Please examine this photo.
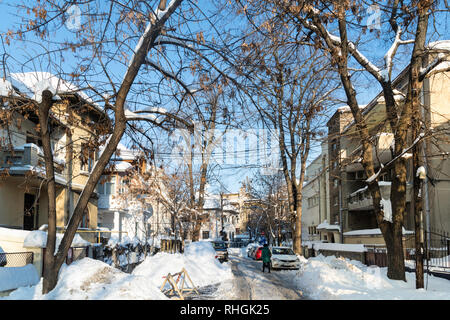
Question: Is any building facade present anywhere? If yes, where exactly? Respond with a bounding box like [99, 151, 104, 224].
[305, 42, 450, 245]
[0, 72, 107, 243]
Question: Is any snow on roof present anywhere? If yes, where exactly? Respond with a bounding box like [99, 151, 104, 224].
[110, 160, 133, 172]
[343, 227, 414, 236]
[337, 105, 366, 113]
[317, 220, 341, 231]
[426, 40, 450, 52]
[23, 229, 91, 250]
[0, 227, 32, 243]
[313, 242, 367, 253]
[0, 78, 20, 98]
[8, 72, 103, 113]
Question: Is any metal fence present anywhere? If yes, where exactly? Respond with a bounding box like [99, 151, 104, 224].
[425, 228, 450, 272]
[66, 247, 89, 265]
[364, 246, 388, 267]
[0, 252, 34, 267]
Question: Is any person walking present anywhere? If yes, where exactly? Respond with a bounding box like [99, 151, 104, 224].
[261, 243, 271, 273]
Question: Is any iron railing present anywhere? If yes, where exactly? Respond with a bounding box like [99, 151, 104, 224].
[0, 252, 34, 267]
[424, 228, 450, 272]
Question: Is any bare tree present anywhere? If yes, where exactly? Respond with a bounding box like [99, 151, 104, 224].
[230, 12, 337, 253]
[1, 0, 235, 293]
[257, 0, 450, 281]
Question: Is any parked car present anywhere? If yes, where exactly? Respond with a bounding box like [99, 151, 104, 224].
[211, 241, 229, 263]
[0, 248, 6, 267]
[252, 246, 263, 260]
[270, 246, 301, 270]
[246, 243, 260, 258]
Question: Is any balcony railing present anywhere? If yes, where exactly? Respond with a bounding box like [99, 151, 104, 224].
[98, 194, 127, 210]
[344, 133, 394, 172]
[348, 182, 392, 211]
[347, 181, 412, 211]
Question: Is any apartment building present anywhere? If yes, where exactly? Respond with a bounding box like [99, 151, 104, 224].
[302, 142, 330, 242]
[0, 72, 108, 243]
[304, 41, 450, 245]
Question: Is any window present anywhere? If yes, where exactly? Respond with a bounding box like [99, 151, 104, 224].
[119, 178, 130, 194]
[355, 171, 365, 180]
[202, 231, 209, 239]
[334, 179, 339, 188]
[79, 208, 90, 229]
[332, 161, 338, 169]
[26, 131, 42, 147]
[379, 171, 391, 182]
[80, 143, 95, 173]
[308, 226, 317, 235]
[307, 195, 318, 208]
[331, 142, 337, 151]
[97, 176, 116, 195]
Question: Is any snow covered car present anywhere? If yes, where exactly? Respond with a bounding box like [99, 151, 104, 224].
[246, 243, 260, 258]
[270, 247, 300, 270]
[211, 241, 229, 263]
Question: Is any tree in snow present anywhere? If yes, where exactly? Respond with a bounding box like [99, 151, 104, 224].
[227, 5, 338, 254]
[245, 170, 290, 246]
[1, 0, 236, 293]
[251, 0, 450, 282]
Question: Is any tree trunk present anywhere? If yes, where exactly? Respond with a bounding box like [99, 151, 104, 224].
[408, 2, 431, 289]
[39, 90, 59, 294]
[384, 224, 406, 280]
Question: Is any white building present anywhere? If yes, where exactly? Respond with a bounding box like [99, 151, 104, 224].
[97, 143, 157, 243]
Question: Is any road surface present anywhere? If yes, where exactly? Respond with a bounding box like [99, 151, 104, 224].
[228, 251, 307, 300]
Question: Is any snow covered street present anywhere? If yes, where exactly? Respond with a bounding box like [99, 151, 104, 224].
[227, 253, 306, 300]
[1, 241, 450, 300]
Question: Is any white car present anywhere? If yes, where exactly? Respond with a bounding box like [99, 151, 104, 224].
[246, 243, 260, 258]
[270, 246, 301, 270]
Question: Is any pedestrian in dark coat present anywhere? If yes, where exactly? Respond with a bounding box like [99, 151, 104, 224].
[261, 243, 271, 273]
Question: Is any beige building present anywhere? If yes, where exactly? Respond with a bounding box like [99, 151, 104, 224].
[201, 192, 242, 241]
[323, 41, 450, 245]
[0, 72, 108, 243]
[302, 142, 330, 242]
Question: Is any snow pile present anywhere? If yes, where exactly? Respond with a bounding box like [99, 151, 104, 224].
[133, 241, 233, 288]
[294, 255, 450, 300]
[2, 258, 167, 300]
[0, 264, 40, 292]
[1, 241, 232, 300]
[23, 230, 90, 250]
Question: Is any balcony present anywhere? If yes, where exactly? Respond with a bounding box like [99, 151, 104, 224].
[348, 182, 392, 211]
[1, 143, 65, 179]
[347, 181, 412, 211]
[98, 194, 126, 210]
[344, 133, 394, 172]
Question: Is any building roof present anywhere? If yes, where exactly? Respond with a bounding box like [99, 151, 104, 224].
[1, 72, 104, 115]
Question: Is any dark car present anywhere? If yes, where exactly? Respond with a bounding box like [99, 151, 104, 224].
[0, 248, 6, 267]
[211, 241, 229, 263]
